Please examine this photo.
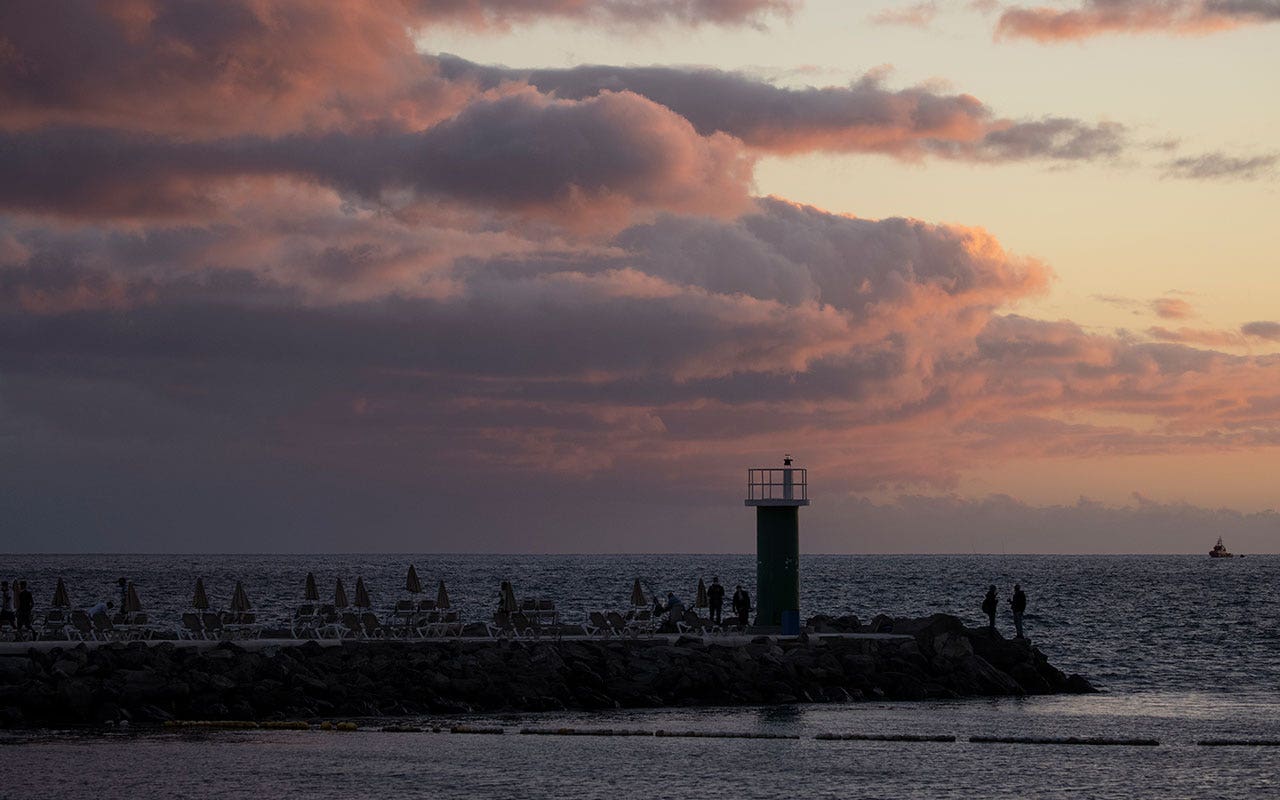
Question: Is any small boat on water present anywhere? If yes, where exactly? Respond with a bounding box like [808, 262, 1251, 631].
[1209, 537, 1234, 558]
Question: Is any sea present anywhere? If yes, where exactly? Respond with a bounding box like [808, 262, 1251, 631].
[1, 553, 1277, 799]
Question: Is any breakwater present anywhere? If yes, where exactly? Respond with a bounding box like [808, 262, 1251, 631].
[0, 614, 1093, 728]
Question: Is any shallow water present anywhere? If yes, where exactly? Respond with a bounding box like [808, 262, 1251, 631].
[5, 694, 1280, 799]
[2, 554, 1277, 798]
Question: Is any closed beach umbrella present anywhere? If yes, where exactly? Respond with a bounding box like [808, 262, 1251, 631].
[192, 577, 209, 610]
[230, 581, 252, 612]
[695, 577, 709, 609]
[124, 582, 144, 613]
[630, 578, 646, 608]
[304, 572, 319, 602]
[354, 577, 371, 608]
[52, 578, 70, 609]
[498, 581, 517, 614]
[334, 578, 349, 609]
[436, 580, 450, 609]
[405, 564, 423, 594]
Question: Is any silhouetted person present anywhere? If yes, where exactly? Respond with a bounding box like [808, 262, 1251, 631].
[117, 577, 129, 610]
[664, 591, 685, 621]
[1010, 584, 1027, 639]
[84, 599, 114, 618]
[732, 585, 751, 626]
[982, 585, 998, 631]
[707, 577, 725, 624]
[16, 581, 34, 639]
[0, 581, 13, 629]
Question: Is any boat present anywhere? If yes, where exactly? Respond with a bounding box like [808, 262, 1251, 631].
[1209, 537, 1234, 558]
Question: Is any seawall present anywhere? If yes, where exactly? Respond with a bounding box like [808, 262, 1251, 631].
[0, 614, 1093, 728]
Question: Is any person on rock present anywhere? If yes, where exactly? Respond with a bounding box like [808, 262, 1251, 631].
[732, 585, 751, 626]
[707, 577, 725, 624]
[1010, 584, 1027, 639]
[981, 585, 998, 631]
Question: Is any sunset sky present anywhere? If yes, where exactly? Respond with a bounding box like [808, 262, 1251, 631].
[2, 0, 1278, 553]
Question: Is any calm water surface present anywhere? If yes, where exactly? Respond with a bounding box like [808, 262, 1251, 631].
[1, 554, 1277, 798]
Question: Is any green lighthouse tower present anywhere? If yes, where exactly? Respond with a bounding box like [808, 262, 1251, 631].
[745, 455, 808, 631]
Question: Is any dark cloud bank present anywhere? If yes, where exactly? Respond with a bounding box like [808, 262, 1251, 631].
[2, 0, 1279, 552]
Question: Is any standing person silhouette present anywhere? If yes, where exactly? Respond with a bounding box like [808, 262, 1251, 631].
[732, 585, 751, 626]
[981, 585, 998, 631]
[16, 581, 34, 640]
[1010, 584, 1028, 639]
[707, 577, 725, 624]
[0, 581, 14, 630]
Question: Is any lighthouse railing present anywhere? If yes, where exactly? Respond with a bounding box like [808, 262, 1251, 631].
[746, 468, 808, 502]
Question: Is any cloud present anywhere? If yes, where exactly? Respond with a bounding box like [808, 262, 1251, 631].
[996, 0, 1280, 42]
[405, 0, 798, 27]
[6, 192, 1280, 516]
[1163, 151, 1278, 181]
[0, 90, 754, 226]
[869, 3, 939, 27]
[1151, 297, 1194, 318]
[0, 1, 791, 137]
[811, 493, 1280, 554]
[438, 56, 1129, 162]
[1242, 321, 1280, 341]
[1146, 325, 1245, 348]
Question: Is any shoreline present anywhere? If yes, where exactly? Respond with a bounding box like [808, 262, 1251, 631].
[0, 613, 1094, 729]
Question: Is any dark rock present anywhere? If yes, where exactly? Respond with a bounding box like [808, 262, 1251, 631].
[0, 613, 1092, 727]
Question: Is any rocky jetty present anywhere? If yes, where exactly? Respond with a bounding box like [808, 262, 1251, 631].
[0, 614, 1093, 728]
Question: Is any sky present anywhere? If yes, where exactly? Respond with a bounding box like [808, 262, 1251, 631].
[2, 0, 1278, 553]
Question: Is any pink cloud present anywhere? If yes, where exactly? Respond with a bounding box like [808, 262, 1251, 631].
[1151, 297, 1194, 319]
[869, 3, 939, 28]
[996, 0, 1280, 42]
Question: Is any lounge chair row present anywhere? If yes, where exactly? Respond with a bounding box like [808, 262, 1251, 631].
[584, 610, 656, 638]
[180, 612, 262, 640]
[32, 610, 158, 642]
[289, 604, 464, 640]
[487, 610, 574, 639]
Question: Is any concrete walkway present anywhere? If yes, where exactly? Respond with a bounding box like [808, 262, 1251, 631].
[0, 631, 912, 656]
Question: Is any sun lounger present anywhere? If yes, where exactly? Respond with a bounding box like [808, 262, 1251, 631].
[40, 610, 71, 641]
[201, 612, 224, 640]
[585, 611, 611, 637]
[222, 612, 260, 639]
[511, 611, 542, 639]
[360, 612, 384, 638]
[383, 600, 416, 638]
[440, 610, 461, 636]
[68, 610, 95, 641]
[604, 611, 635, 637]
[180, 612, 204, 640]
[536, 599, 558, 626]
[316, 611, 343, 639]
[487, 611, 514, 638]
[91, 612, 116, 641]
[676, 610, 720, 636]
[291, 606, 320, 639]
[338, 612, 363, 638]
[417, 610, 443, 637]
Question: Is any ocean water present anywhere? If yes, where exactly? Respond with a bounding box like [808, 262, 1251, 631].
[2, 554, 1278, 799]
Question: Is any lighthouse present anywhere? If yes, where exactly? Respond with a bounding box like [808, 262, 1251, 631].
[745, 455, 808, 633]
